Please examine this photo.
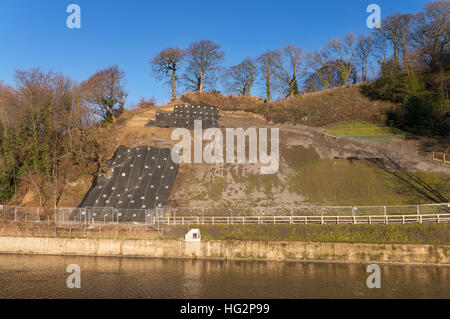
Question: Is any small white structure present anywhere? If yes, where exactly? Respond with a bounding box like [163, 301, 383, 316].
[185, 229, 201, 242]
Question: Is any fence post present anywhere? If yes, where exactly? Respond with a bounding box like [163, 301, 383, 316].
[36, 207, 40, 223]
[14, 207, 17, 222]
[437, 214, 440, 223]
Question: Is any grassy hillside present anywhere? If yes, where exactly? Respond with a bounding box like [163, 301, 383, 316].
[283, 145, 449, 206]
[169, 143, 449, 208]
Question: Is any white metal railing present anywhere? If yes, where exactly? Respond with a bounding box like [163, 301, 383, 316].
[0, 203, 449, 225]
[152, 213, 450, 225]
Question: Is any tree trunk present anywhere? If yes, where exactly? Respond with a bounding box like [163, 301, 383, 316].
[171, 70, 177, 99]
[266, 70, 271, 101]
[401, 40, 410, 71]
[198, 72, 204, 93]
[393, 40, 400, 65]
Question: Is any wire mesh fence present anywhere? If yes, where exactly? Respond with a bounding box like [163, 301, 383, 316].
[0, 203, 449, 226]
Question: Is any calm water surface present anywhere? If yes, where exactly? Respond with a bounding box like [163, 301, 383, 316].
[0, 254, 448, 299]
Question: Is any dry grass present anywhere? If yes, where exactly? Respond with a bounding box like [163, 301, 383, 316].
[181, 91, 264, 112]
[180, 86, 399, 127]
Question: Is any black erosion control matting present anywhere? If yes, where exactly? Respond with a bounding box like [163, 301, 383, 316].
[77, 146, 179, 222]
[147, 104, 221, 129]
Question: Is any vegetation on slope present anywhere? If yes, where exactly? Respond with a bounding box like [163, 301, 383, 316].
[283, 145, 450, 206]
[181, 86, 397, 127]
[326, 121, 406, 138]
[161, 224, 450, 245]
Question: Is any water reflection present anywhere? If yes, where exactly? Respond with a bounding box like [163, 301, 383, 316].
[0, 254, 447, 299]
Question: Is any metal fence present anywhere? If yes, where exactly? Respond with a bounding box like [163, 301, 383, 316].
[164, 203, 450, 217]
[0, 203, 449, 226]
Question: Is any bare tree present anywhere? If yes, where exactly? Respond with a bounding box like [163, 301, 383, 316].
[398, 14, 414, 70]
[372, 36, 390, 66]
[310, 49, 336, 89]
[374, 13, 414, 69]
[305, 60, 343, 91]
[81, 65, 127, 124]
[356, 35, 374, 82]
[274, 45, 309, 98]
[150, 47, 185, 99]
[225, 58, 257, 96]
[325, 33, 357, 86]
[412, 1, 449, 70]
[182, 40, 225, 92]
[413, 1, 450, 99]
[257, 50, 281, 101]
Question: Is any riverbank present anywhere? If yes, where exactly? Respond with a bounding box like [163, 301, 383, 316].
[0, 236, 448, 265]
[160, 224, 450, 245]
[2, 222, 449, 244]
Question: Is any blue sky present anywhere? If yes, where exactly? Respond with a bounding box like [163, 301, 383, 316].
[0, 0, 431, 106]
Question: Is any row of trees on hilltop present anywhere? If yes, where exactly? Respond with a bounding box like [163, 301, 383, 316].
[150, 1, 449, 102]
[150, 40, 311, 101]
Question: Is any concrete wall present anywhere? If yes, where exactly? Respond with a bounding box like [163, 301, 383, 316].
[0, 236, 448, 265]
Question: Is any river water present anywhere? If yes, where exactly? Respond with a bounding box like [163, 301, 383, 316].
[0, 254, 448, 299]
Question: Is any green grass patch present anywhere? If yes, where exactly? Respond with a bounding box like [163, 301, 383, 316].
[326, 121, 406, 137]
[283, 144, 449, 206]
[161, 224, 450, 245]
